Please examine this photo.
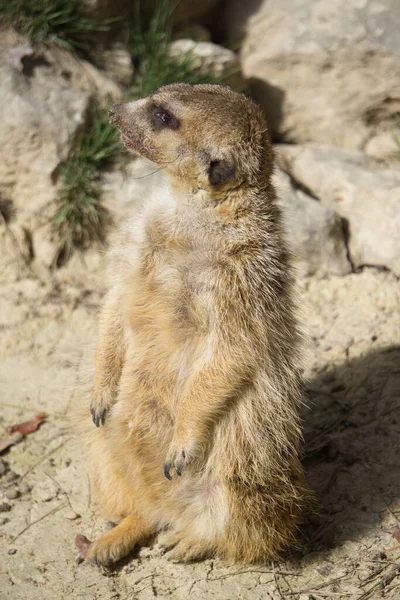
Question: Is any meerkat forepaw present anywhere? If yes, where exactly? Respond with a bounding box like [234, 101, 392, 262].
[90, 407, 107, 427]
[164, 438, 197, 480]
[90, 388, 117, 427]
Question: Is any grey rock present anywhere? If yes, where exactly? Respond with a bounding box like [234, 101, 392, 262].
[274, 167, 351, 277]
[242, 0, 400, 148]
[278, 144, 400, 275]
[64, 510, 80, 520]
[19, 483, 31, 495]
[4, 471, 19, 483]
[0, 459, 8, 476]
[168, 40, 245, 90]
[5, 488, 20, 500]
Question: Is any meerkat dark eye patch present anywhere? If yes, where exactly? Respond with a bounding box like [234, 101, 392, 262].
[151, 106, 179, 130]
[208, 159, 236, 186]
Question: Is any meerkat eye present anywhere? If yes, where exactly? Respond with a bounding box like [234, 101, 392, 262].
[156, 111, 172, 124]
[152, 107, 179, 130]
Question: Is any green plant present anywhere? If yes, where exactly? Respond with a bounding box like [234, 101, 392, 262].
[128, 0, 222, 97]
[51, 103, 122, 258]
[0, 0, 111, 50]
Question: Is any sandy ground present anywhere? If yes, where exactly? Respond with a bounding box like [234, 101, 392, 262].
[1, 251, 399, 599]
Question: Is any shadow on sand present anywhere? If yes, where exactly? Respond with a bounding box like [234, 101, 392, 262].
[301, 345, 400, 552]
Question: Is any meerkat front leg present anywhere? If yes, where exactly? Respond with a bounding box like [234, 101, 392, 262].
[164, 349, 250, 479]
[91, 290, 126, 426]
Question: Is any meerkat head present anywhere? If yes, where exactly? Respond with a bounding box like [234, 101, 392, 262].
[109, 84, 273, 197]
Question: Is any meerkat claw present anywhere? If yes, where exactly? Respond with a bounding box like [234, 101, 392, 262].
[91, 408, 107, 427]
[164, 462, 172, 480]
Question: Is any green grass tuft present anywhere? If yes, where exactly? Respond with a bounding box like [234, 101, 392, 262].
[51, 103, 122, 259]
[128, 0, 223, 97]
[0, 0, 111, 50]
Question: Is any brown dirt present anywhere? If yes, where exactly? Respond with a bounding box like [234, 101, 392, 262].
[1, 251, 399, 599]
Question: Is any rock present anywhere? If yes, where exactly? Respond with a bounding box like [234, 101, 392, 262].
[7, 548, 17, 555]
[101, 42, 134, 86]
[19, 483, 31, 495]
[65, 510, 80, 520]
[0, 502, 12, 512]
[274, 168, 351, 277]
[0, 32, 124, 275]
[4, 471, 19, 483]
[31, 480, 58, 503]
[278, 144, 400, 275]
[0, 459, 8, 477]
[0, 37, 90, 275]
[168, 40, 245, 90]
[241, 0, 400, 148]
[365, 130, 400, 161]
[5, 488, 20, 500]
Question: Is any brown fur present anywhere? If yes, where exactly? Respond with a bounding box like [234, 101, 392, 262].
[75, 84, 309, 565]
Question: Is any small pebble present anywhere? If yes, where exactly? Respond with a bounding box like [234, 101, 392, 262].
[11, 432, 23, 443]
[0, 517, 10, 526]
[0, 459, 8, 476]
[4, 471, 19, 483]
[5, 488, 20, 500]
[19, 483, 31, 495]
[8, 548, 17, 555]
[65, 510, 80, 521]
[64, 458, 72, 467]
[0, 502, 12, 513]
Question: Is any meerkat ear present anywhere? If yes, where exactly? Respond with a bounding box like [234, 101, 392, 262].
[208, 159, 236, 186]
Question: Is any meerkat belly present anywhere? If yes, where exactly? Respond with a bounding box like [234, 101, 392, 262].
[116, 256, 209, 455]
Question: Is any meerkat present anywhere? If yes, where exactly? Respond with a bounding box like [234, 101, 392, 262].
[76, 83, 309, 566]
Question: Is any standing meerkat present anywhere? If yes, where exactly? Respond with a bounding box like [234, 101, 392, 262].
[76, 83, 309, 565]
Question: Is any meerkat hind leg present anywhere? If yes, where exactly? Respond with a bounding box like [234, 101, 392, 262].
[87, 514, 154, 566]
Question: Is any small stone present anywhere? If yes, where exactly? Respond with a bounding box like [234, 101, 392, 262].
[5, 488, 20, 500]
[19, 483, 31, 495]
[0, 516, 10, 525]
[4, 471, 19, 483]
[64, 458, 72, 467]
[0, 502, 12, 512]
[11, 432, 23, 443]
[0, 459, 8, 476]
[8, 548, 17, 555]
[65, 510, 80, 520]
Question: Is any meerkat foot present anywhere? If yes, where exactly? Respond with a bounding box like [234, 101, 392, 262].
[87, 515, 153, 566]
[157, 530, 182, 553]
[164, 537, 214, 563]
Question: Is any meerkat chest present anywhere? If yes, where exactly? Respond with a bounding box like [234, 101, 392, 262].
[127, 231, 214, 344]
